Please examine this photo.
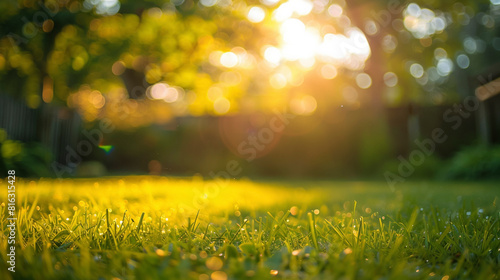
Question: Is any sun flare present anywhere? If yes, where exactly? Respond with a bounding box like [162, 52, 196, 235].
[270, 0, 372, 71]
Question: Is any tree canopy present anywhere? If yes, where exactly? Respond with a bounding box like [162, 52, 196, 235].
[1, 0, 498, 128]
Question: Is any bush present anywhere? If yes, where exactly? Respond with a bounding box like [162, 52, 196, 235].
[380, 155, 443, 179]
[0, 129, 53, 177]
[439, 145, 500, 180]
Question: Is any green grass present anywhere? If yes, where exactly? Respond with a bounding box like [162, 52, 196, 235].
[1, 177, 499, 279]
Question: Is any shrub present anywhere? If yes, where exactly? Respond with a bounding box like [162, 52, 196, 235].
[0, 129, 53, 177]
[439, 145, 500, 180]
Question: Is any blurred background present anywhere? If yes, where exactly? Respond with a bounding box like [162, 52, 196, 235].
[1, 0, 500, 180]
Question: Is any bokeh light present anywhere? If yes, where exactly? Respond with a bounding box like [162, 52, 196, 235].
[383, 72, 398, 88]
[320, 64, 338, 80]
[290, 95, 317, 115]
[214, 97, 231, 114]
[247, 6, 266, 23]
[220, 52, 239, 68]
[356, 73, 372, 89]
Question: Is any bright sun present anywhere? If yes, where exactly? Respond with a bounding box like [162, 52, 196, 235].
[273, 17, 371, 71]
[262, 0, 372, 71]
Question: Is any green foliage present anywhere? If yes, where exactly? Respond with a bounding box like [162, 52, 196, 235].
[0, 129, 52, 177]
[2, 0, 495, 122]
[358, 120, 392, 174]
[439, 145, 500, 180]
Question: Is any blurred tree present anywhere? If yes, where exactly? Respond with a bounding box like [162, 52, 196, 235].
[1, 0, 499, 123]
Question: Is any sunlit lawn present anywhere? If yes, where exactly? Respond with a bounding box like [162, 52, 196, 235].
[1, 177, 499, 279]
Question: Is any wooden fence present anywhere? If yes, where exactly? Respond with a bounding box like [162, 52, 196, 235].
[0, 94, 81, 163]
